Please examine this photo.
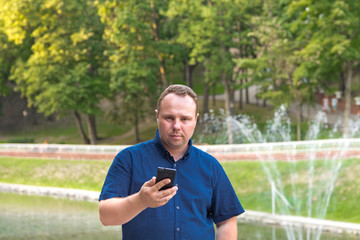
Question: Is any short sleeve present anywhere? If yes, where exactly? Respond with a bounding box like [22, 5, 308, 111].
[209, 162, 245, 223]
[99, 149, 133, 201]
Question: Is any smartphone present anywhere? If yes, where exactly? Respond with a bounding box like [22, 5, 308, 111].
[155, 167, 176, 191]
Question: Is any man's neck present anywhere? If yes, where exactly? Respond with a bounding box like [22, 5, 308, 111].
[167, 145, 189, 162]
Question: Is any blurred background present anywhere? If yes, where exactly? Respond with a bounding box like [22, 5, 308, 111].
[1, 1, 360, 239]
[1, 0, 360, 145]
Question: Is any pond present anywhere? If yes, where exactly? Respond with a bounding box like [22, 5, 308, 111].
[0, 193, 357, 240]
[0, 193, 121, 240]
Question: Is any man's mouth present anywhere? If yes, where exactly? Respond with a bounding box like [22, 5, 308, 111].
[170, 134, 182, 138]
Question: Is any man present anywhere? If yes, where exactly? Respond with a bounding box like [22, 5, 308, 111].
[99, 84, 244, 239]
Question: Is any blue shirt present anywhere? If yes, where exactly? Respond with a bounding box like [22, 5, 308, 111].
[99, 130, 244, 240]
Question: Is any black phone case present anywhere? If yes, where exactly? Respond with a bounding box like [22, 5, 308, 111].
[155, 167, 176, 191]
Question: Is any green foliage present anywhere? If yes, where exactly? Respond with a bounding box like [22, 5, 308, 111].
[1, 0, 360, 143]
[97, 0, 166, 141]
[7, 0, 109, 118]
[287, 0, 360, 88]
[166, 0, 251, 72]
[0, 31, 16, 96]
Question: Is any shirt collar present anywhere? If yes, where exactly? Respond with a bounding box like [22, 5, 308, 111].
[154, 129, 192, 161]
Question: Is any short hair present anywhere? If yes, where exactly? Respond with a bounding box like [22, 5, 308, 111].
[157, 84, 198, 114]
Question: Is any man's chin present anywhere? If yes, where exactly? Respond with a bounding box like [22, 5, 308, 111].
[167, 140, 185, 149]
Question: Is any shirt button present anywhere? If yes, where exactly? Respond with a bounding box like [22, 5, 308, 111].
[176, 228, 180, 232]
[176, 206, 180, 210]
[173, 163, 176, 167]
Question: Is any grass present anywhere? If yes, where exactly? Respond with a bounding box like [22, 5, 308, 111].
[0, 157, 112, 191]
[1, 156, 360, 223]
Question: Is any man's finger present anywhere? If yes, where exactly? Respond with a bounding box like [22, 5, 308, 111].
[159, 186, 178, 197]
[155, 178, 171, 191]
[143, 177, 156, 187]
[158, 186, 178, 203]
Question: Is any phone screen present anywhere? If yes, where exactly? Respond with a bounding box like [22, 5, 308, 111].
[155, 167, 176, 191]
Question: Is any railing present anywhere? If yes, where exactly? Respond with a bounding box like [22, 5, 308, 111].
[196, 138, 360, 155]
[0, 143, 129, 155]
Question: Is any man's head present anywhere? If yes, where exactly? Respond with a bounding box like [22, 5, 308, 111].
[155, 85, 199, 156]
[156, 85, 198, 116]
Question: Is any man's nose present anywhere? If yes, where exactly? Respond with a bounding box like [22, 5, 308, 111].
[173, 119, 181, 129]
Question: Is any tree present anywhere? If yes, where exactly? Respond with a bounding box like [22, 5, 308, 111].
[0, 32, 16, 98]
[235, 0, 339, 141]
[1, 0, 109, 144]
[287, 0, 360, 138]
[0, 0, 34, 98]
[98, 0, 167, 142]
[167, 0, 255, 143]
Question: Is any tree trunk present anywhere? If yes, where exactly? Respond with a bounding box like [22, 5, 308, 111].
[184, 58, 191, 88]
[160, 59, 168, 89]
[343, 61, 353, 138]
[245, 81, 249, 104]
[73, 111, 90, 144]
[238, 25, 244, 111]
[184, 59, 196, 89]
[222, 72, 235, 116]
[86, 114, 97, 145]
[134, 111, 140, 143]
[212, 83, 216, 107]
[339, 70, 346, 93]
[296, 103, 302, 141]
[239, 78, 243, 110]
[222, 71, 234, 144]
[203, 82, 210, 118]
[170, 65, 174, 85]
[150, 0, 167, 89]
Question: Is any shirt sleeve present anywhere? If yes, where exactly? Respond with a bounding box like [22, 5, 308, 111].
[209, 161, 245, 223]
[98, 149, 133, 201]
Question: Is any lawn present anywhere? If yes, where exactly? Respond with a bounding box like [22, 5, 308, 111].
[0, 157, 111, 191]
[1, 156, 359, 223]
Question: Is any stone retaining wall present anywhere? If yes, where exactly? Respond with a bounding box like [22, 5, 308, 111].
[0, 182, 99, 202]
[238, 210, 360, 236]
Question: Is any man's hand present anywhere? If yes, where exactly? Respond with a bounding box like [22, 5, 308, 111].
[138, 177, 178, 208]
[99, 177, 178, 226]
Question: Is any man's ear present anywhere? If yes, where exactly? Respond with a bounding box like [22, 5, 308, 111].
[155, 109, 159, 121]
[195, 113, 199, 121]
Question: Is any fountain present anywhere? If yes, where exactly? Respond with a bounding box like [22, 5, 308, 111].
[194, 106, 360, 240]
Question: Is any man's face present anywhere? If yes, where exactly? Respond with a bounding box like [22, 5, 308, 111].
[156, 93, 198, 154]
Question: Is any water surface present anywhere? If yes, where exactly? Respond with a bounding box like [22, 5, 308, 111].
[0, 193, 357, 240]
